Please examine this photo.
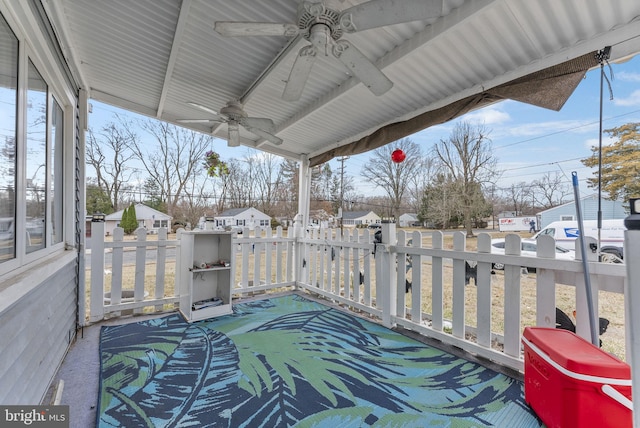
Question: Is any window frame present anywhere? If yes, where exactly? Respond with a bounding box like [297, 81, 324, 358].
[0, 12, 75, 275]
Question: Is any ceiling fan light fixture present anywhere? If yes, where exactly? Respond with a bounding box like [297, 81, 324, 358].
[228, 121, 240, 147]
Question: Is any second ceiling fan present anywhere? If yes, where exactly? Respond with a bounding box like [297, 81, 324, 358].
[214, 0, 443, 101]
[179, 100, 282, 147]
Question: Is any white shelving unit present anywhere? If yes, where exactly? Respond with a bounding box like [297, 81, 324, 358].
[179, 230, 234, 322]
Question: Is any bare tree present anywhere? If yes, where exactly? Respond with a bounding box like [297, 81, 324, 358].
[86, 116, 137, 211]
[432, 122, 498, 236]
[128, 120, 214, 218]
[531, 171, 571, 209]
[361, 138, 422, 219]
[220, 158, 252, 209]
[250, 151, 282, 216]
[407, 155, 438, 214]
[503, 182, 533, 215]
[275, 159, 299, 221]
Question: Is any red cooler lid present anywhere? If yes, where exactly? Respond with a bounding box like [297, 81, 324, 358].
[523, 327, 630, 379]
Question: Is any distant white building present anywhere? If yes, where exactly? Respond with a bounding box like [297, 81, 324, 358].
[309, 209, 334, 228]
[342, 210, 381, 227]
[399, 213, 419, 227]
[104, 203, 172, 235]
[537, 195, 626, 229]
[215, 207, 271, 229]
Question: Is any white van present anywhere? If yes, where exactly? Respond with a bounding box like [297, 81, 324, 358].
[533, 219, 625, 261]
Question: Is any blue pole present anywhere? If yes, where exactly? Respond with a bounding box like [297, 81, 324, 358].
[572, 171, 599, 346]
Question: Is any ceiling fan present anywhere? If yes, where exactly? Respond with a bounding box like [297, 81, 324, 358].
[178, 100, 283, 147]
[214, 0, 443, 101]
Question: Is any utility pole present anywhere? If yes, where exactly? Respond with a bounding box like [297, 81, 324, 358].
[338, 156, 349, 232]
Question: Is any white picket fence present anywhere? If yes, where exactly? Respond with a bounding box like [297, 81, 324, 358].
[87, 221, 629, 372]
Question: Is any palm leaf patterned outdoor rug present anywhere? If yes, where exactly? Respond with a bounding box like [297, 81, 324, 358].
[98, 294, 542, 427]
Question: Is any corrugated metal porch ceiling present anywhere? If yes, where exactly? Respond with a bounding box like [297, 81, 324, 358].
[45, 0, 640, 164]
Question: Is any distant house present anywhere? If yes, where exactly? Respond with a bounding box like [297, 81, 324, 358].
[537, 195, 627, 229]
[342, 210, 381, 227]
[216, 207, 271, 229]
[104, 203, 172, 235]
[399, 213, 419, 227]
[309, 209, 334, 228]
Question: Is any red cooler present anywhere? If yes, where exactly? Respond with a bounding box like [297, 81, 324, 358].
[522, 327, 632, 428]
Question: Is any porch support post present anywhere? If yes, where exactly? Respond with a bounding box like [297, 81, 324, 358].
[89, 220, 105, 322]
[297, 155, 311, 227]
[623, 199, 640, 426]
[294, 155, 311, 287]
[379, 220, 397, 327]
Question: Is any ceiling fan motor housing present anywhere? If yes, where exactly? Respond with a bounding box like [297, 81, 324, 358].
[298, 1, 343, 40]
[219, 100, 248, 120]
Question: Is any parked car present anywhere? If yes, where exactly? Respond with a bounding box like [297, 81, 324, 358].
[491, 238, 575, 271]
[368, 223, 381, 230]
[533, 219, 625, 262]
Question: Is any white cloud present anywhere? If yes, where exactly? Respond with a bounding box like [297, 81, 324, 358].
[496, 119, 597, 139]
[616, 71, 640, 82]
[463, 108, 511, 125]
[613, 89, 640, 107]
[584, 135, 616, 151]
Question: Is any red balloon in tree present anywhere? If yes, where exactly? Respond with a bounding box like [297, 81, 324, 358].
[391, 149, 406, 163]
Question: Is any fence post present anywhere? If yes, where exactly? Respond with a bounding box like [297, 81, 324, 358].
[476, 233, 493, 347]
[452, 232, 466, 339]
[133, 227, 147, 314]
[623, 198, 640, 426]
[535, 235, 557, 329]
[503, 234, 522, 358]
[89, 220, 105, 322]
[395, 231, 406, 318]
[409, 230, 423, 324]
[379, 220, 397, 327]
[154, 227, 167, 311]
[293, 214, 304, 289]
[431, 231, 444, 331]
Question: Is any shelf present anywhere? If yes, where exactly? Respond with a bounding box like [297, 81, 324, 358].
[184, 303, 232, 322]
[179, 230, 234, 323]
[189, 266, 231, 272]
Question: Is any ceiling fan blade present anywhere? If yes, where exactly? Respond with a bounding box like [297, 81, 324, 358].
[228, 121, 240, 147]
[186, 102, 217, 115]
[283, 45, 317, 102]
[333, 40, 393, 96]
[339, 0, 443, 33]
[214, 22, 300, 37]
[176, 119, 216, 124]
[242, 124, 283, 146]
[241, 117, 275, 133]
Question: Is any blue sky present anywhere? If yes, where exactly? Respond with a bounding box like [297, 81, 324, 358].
[89, 54, 640, 198]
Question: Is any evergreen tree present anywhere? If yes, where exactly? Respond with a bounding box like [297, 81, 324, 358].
[86, 184, 115, 215]
[120, 206, 128, 230]
[143, 178, 166, 212]
[581, 122, 640, 203]
[121, 204, 138, 234]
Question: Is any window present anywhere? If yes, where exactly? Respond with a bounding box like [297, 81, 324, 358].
[0, 11, 66, 269]
[25, 60, 47, 253]
[51, 99, 63, 245]
[539, 228, 555, 237]
[153, 220, 168, 228]
[0, 14, 18, 263]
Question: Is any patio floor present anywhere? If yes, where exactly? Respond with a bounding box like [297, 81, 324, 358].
[46, 291, 538, 427]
